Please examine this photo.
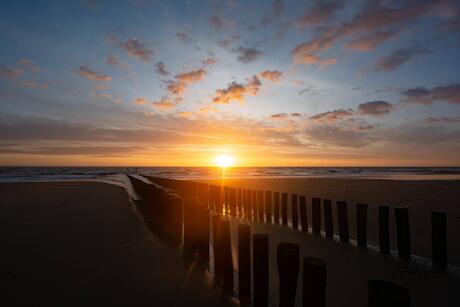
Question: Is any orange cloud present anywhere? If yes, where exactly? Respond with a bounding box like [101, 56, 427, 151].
[167, 68, 207, 97]
[292, 54, 337, 67]
[212, 76, 262, 104]
[310, 109, 353, 123]
[135, 98, 147, 105]
[77, 66, 111, 82]
[0, 65, 22, 79]
[153, 97, 176, 111]
[260, 70, 283, 82]
[21, 81, 48, 89]
[119, 38, 153, 61]
[18, 59, 39, 72]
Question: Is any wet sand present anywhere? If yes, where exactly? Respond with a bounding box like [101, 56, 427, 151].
[0, 182, 234, 307]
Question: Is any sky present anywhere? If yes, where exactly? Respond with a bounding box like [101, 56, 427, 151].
[1, 0, 460, 167]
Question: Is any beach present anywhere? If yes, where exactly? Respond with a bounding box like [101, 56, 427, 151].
[0, 181, 235, 307]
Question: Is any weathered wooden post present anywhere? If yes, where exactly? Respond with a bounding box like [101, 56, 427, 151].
[337, 201, 349, 243]
[252, 190, 258, 221]
[277, 243, 300, 307]
[238, 224, 251, 303]
[265, 191, 272, 224]
[221, 220, 233, 295]
[394, 207, 411, 259]
[229, 187, 237, 217]
[292, 194, 299, 230]
[258, 191, 264, 222]
[299, 195, 308, 232]
[216, 187, 222, 214]
[303, 257, 326, 307]
[431, 211, 447, 269]
[356, 203, 368, 247]
[312, 197, 321, 235]
[224, 186, 229, 215]
[274, 192, 280, 225]
[323, 199, 333, 239]
[253, 233, 269, 307]
[237, 188, 243, 218]
[368, 280, 410, 307]
[184, 199, 198, 248]
[197, 206, 210, 262]
[379, 206, 390, 253]
[212, 214, 222, 282]
[281, 193, 288, 226]
[208, 185, 214, 211]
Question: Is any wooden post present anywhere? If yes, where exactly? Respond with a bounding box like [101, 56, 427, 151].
[241, 189, 246, 219]
[229, 187, 236, 217]
[299, 195, 308, 232]
[303, 257, 326, 307]
[197, 206, 210, 262]
[274, 192, 280, 225]
[252, 190, 258, 221]
[394, 207, 411, 260]
[356, 203, 368, 248]
[253, 234, 269, 307]
[292, 194, 299, 230]
[238, 224, 251, 302]
[208, 185, 214, 211]
[431, 211, 447, 269]
[224, 186, 229, 215]
[379, 206, 390, 253]
[265, 191, 272, 224]
[281, 193, 288, 226]
[337, 201, 349, 243]
[258, 191, 264, 222]
[368, 280, 410, 307]
[277, 243, 300, 307]
[212, 214, 222, 282]
[183, 199, 198, 248]
[323, 199, 333, 239]
[237, 188, 243, 218]
[221, 220, 233, 295]
[215, 187, 222, 214]
[312, 197, 321, 235]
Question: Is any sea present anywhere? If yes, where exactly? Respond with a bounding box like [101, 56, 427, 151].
[1, 166, 460, 186]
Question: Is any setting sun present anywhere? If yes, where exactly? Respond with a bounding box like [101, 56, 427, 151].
[215, 155, 234, 168]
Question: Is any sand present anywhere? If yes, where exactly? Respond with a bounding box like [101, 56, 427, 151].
[201, 177, 460, 267]
[0, 182, 235, 307]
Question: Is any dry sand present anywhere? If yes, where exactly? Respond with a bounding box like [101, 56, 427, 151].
[0, 182, 235, 307]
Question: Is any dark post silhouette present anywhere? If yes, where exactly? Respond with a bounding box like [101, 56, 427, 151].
[265, 191, 272, 224]
[221, 220, 233, 295]
[356, 203, 368, 247]
[303, 257, 326, 307]
[238, 224, 251, 303]
[299, 195, 308, 232]
[431, 211, 447, 269]
[394, 207, 411, 259]
[208, 185, 214, 211]
[323, 199, 333, 239]
[292, 194, 299, 230]
[237, 188, 243, 217]
[258, 191, 264, 222]
[229, 187, 236, 217]
[212, 214, 222, 282]
[277, 243, 300, 307]
[197, 206, 210, 262]
[368, 280, 410, 307]
[281, 193, 288, 226]
[337, 201, 349, 243]
[252, 190, 258, 222]
[312, 197, 321, 235]
[378, 206, 390, 254]
[241, 189, 247, 219]
[224, 186, 229, 215]
[274, 192, 280, 225]
[253, 233, 269, 307]
[216, 187, 222, 214]
[184, 199, 198, 248]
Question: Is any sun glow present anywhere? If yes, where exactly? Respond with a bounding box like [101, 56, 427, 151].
[215, 155, 234, 168]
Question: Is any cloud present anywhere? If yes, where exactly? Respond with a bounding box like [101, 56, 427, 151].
[260, 70, 283, 82]
[77, 66, 111, 82]
[425, 116, 460, 123]
[292, 53, 337, 67]
[401, 83, 460, 104]
[106, 54, 120, 66]
[135, 98, 147, 105]
[176, 32, 191, 43]
[202, 58, 217, 65]
[21, 81, 48, 89]
[270, 112, 288, 120]
[354, 125, 374, 131]
[0, 65, 23, 79]
[176, 111, 193, 118]
[95, 85, 109, 90]
[18, 59, 39, 72]
[167, 68, 207, 97]
[358, 101, 393, 116]
[262, 0, 285, 25]
[199, 105, 220, 113]
[212, 76, 262, 104]
[218, 35, 240, 48]
[155, 61, 169, 76]
[345, 30, 396, 51]
[119, 38, 153, 61]
[304, 125, 375, 147]
[310, 109, 353, 123]
[376, 46, 430, 71]
[233, 47, 263, 63]
[95, 93, 122, 103]
[297, 0, 344, 28]
[291, 112, 302, 117]
[209, 15, 223, 29]
[153, 97, 176, 111]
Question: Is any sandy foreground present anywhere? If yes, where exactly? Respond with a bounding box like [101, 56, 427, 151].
[0, 182, 235, 307]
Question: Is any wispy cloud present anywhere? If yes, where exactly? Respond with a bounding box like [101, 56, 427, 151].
[376, 46, 430, 71]
[260, 70, 283, 82]
[167, 68, 207, 98]
[153, 97, 176, 111]
[297, 0, 343, 28]
[119, 38, 153, 61]
[233, 47, 263, 63]
[77, 66, 111, 82]
[310, 109, 353, 123]
[18, 59, 39, 72]
[401, 83, 460, 104]
[0, 65, 23, 79]
[262, 0, 284, 25]
[212, 76, 262, 104]
[155, 61, 169, 76]
[358, 101, 393, 116]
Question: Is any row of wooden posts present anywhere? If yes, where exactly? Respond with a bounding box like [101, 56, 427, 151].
[135, 176, 430, 306]
[149, 176, 448, 269]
